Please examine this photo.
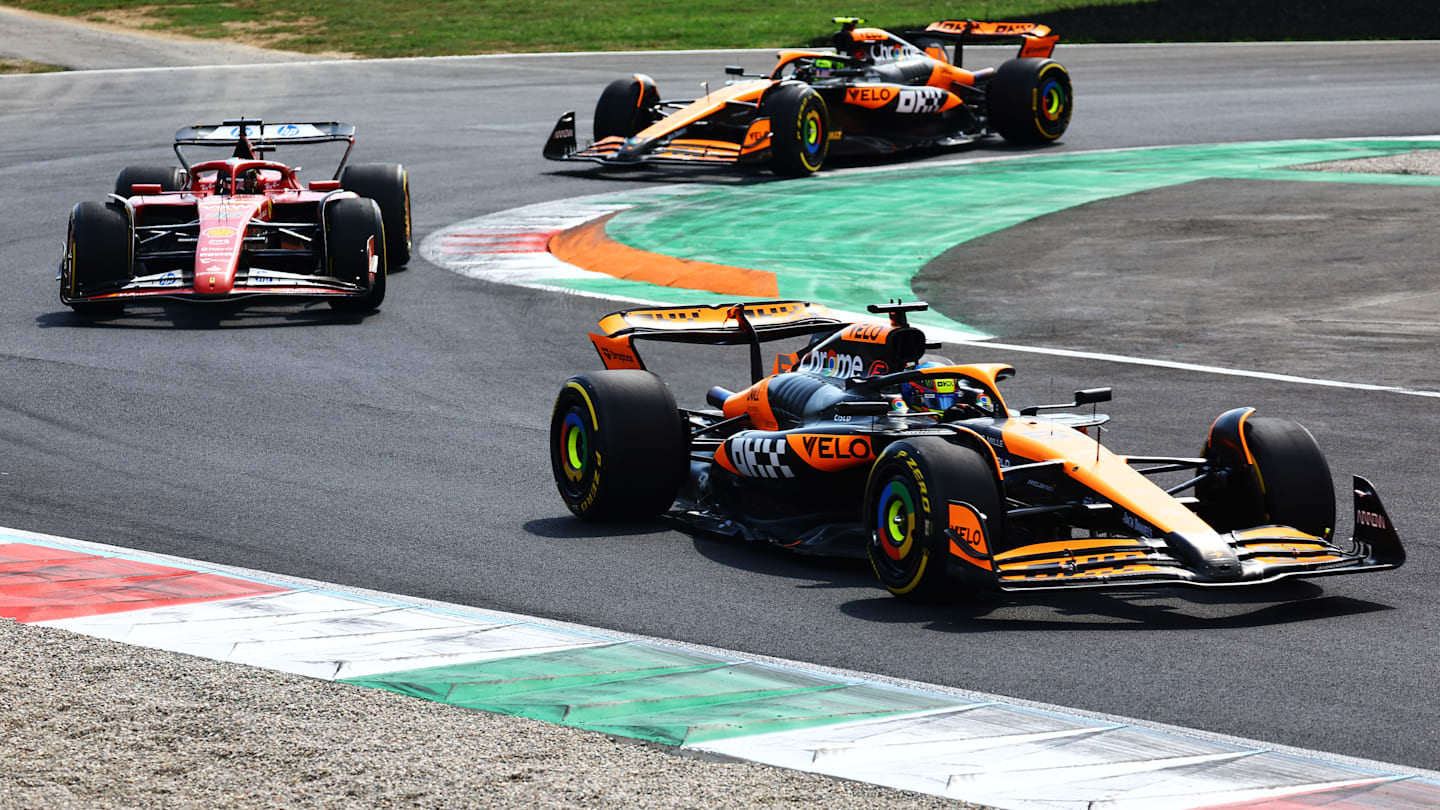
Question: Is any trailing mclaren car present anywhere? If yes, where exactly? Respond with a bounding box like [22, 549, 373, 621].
[548, 301, 1404, 601]
[543, 16, 1072, 175]
[59, 118, 411, 315]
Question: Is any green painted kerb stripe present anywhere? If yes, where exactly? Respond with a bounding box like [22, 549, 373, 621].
[601, 139, 1440, 335]
[344, 642, 962, 746]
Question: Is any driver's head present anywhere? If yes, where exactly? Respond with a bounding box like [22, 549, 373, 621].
[235, 168, 261, 194]
[904, 362, 990, 414]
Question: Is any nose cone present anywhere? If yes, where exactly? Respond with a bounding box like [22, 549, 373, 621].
[615, 136, 657, 162]
[1166, 531, 1244, 581]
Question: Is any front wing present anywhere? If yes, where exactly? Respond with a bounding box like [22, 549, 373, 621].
[543, 112, 765, 169]
[972, 476, 1405, 592]
[60, 266, 373, 305]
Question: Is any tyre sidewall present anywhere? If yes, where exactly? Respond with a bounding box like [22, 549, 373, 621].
[549, 370, 687, 521]
[865, 438, 1001, 601]
[338, 163, 410, 267]
[66, 201, 131, 300]
[766, 84, 829, 176]
[594, 76, 659, 140]
[989, 58, 1072, 144]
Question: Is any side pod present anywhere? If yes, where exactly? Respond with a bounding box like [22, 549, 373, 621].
[1351, 475, 1405, 568]
[543, 112, 578, 160]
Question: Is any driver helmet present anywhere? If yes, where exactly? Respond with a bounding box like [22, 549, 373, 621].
[234, 168, 263, 194]
[904, 361, 991, 414]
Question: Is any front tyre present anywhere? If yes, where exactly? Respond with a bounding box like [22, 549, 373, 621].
[339, 163, 411, 267]
[325, 197, 386, 312]
[763, 83, 830, 176]
[865, 437, 1003, 601]
[63, 200, 131, 316]
[987, 58, 1072, 144]
[1197, 411, 1336, 538]
[550, 370, 688, 521]
[594, 75, 661, 140]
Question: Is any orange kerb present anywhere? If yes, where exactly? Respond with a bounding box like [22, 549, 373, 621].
[548, 213, 778, 298]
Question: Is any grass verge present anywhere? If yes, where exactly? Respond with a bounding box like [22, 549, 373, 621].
[1, 0, 1437, 58]
[0, 56, 64, 73]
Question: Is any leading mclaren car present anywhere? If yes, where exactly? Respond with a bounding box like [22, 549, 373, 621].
[548, 301, 1404, 601]
[543, 17, 1072, 175]
[59, 118, 411, 315]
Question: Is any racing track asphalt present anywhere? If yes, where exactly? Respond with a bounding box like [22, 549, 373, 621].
[1, 42, 1438, 771]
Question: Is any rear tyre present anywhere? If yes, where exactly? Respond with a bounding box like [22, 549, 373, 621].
[1197, 414, 1336, 537]
[550, 370, 688, 521]
[324, 198, 387, 312]
[865, 437, 1003, 601]
[339, 163, 411, 267]
[113, 165, 187, 197]
[987, 58, 1072, 144]
[763, 83, 829, 176]
[63, 201, 131, 316]
[594, 75, 661, 140]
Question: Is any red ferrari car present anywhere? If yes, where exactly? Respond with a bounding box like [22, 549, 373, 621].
[60, 118, 410, 315]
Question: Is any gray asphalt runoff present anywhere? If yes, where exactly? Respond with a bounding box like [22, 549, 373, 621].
[2, 10, 1440, 807]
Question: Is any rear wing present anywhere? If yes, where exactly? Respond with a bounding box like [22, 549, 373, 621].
[907, 20, 1058, 64]
[590, 301, 843, 379]
[172, 118, 357, 178]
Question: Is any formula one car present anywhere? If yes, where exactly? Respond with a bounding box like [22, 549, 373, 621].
[543, 17, 1071, 176]
[59, 118, 411, 315]
[549, 301, 1405, 600]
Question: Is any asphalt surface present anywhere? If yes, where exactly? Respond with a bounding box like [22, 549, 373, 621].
[2, 37, 1439, 774]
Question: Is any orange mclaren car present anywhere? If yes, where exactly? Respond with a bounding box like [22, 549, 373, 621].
[543, 17, 1073, 176]
[549, 300, 1404, 601]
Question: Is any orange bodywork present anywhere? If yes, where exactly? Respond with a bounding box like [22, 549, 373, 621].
[1001, 418, 1212, 538]
[597, 301, 830, 337]
[635, 81, 770, 140]
[587, 333, 643, 370]
[723, 377, 778, 430]
[786, 433, 875, 471]
[947, 502, 994, 571]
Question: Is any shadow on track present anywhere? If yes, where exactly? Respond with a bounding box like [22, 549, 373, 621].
[523, 516, 676, 540]
[543, 139, 1066, 184]
[38, 302, 379, 330]
[841, 581, 1394, 632]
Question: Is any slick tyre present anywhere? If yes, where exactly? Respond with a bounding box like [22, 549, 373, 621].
[988, 58, 1072, 144]
[339, 163, 411, 267]
[1197, 413, 1336, 538]
[865, 438, 1002, 602]
[324, 197, 387, 312]
[63, 200, 131, 316]
[764, 83, 830, 176]
[594, 75, 661, 140]
[113, 165, 186, 197]
[550, 370, 688, 521]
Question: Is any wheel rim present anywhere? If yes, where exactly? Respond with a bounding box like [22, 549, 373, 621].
[1039, 79, 1067, 122]
[1034, 67, 1070, 139]
[875, 477, 918, 564]
[799, 100, 826, 169]
[558, 408, 590, 490]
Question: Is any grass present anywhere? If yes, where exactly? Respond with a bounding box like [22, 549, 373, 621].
[4, 0, 1438, 58]
[0, 57, 64, 73]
